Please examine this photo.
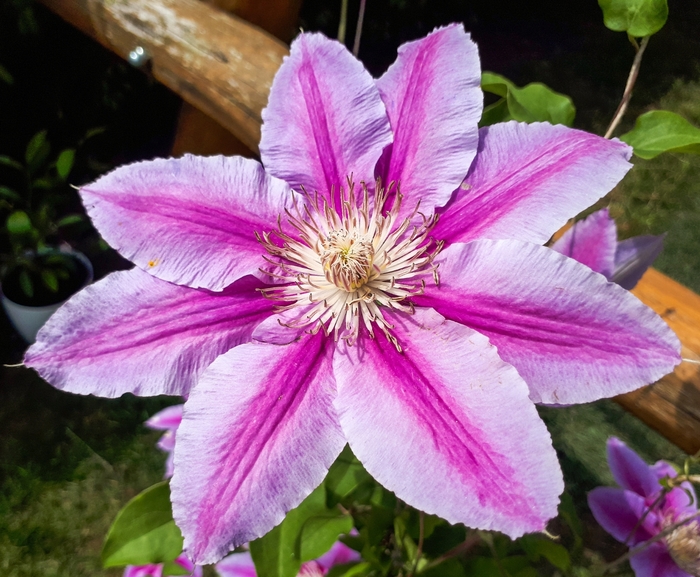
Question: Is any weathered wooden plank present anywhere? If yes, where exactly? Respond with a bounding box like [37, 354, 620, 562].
[616, 268, 700, 454]
[38, 0, 289, 152]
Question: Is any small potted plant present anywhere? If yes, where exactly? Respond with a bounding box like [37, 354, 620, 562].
[1, 129, 94, 342]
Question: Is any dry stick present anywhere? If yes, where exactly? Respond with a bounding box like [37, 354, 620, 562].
[604, 36, 650, 139]
[352, 0, 367, 57]
[600, 509, 700, 574]
[623, 488, 670, 546]
[409, 511, 425, 577]
[337, 0, 349, 43]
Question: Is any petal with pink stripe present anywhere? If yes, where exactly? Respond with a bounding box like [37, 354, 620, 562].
[25, 269, 274, 398]
[260, 33, 392, 208]
[375, 24, 482, 217]
[334, 308, 562, 538]
[607, 437, 660, 498]
[415, 240, 680, 405]
[171, 333, 345, 564]
[588, 487, 658, 545]
[434, 122, 632, 245]
[81, 155, 292, 291]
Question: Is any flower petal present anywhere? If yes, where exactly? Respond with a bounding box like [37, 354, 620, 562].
[588, 487, 658, 545]
[614, 234, 665, 290]
[315, 540, 361, 569]
[607, 437, 661, 498]
[214, 552, 257, 577]
[629, 544, 690, 577]
[333, 308, 563, 538]
[375, 24, 482, 215]
[433, 122, 632, 245]
[415, 240, 680, 404]
[171, 333, 345, 564]
[260, 33, 392, 208]
[81, 155, 292, 291]
[146, 405, 184, 431]
[25, 269, 274, 398]
[551, 209, 617, 279]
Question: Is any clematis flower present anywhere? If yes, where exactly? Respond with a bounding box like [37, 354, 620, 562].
[588, 438, 699, 577]
[124, 554, 202, 577]
[25, 25, 680, 564]
[551, 208, 664, 289]
[215, 540, 360, 577]
[145, 404, 184, 478]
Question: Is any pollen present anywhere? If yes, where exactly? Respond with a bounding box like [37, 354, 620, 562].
[256, 179, 442, 349]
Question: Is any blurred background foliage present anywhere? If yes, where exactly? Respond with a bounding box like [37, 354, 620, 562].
[1, 0, 700, 575]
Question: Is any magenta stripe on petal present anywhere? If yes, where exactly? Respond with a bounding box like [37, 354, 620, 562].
[81, 155, 292, 291]
[415, 240, 680, 405]
[629, 545, 689, 577]
[25, 269, 274, 398]
[434, 122, 632, 246]
[607, 437, 661, 499]
[171, 332, 345, 564]
[588, 487, 658, 545]
[334, 308, 562, 538]
[375, 24, 482, 217]
[260, 33, 392, 208]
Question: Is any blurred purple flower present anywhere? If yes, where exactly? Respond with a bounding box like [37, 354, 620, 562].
[145, 404, 184, 478]
[124, 554, 201, 577]
[25, 25, 680, 564]
[552, 208, 664, 290]
[215, 540, 360, 577]
[588, 437, 699, 577]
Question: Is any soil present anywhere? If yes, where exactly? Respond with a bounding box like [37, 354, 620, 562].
[1, 253, 90, 307]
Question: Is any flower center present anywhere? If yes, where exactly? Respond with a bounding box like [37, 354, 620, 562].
[665, 516, 700, 576]
[257, 179, 442, 349]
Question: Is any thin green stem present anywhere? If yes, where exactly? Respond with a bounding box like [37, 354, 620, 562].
[337, 0, 349, 43]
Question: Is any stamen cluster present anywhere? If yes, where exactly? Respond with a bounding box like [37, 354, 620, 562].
[257, 180, 442, 350]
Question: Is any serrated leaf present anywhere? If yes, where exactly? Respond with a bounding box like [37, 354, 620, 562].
[25, 130, 50, 173]
[19, 269, 34, 298]
[0, 155, 24, 172]
[102, 481, 183, 568]
[41, 269, 59, 292]
[620, 110, 700, 159]
[250, 485, 329, 577]
[0, 64, 13, 85]
[56, 149, 75, 179]
[0, 186, 21, 202]
[299, 514, 354, 563]
[598, 0, 668, 36]
[7, 211, 32, 235]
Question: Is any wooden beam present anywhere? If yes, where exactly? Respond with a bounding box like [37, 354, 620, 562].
[38, 0, 289, 152]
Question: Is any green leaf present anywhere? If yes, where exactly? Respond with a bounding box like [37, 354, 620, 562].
[41, 269, 59, 292]
[481, 72, 575, 126]
[102, 481, 183, 568]
[620, 110, 700, 159]
[0, 64, 13, 85]
[299, 514, 353, 563]
[56, 214, 86, 228]
[0, 186, 21, 202]
[520, 536, 570, 571]
[598, 0, 668, 36]
[25, 130, 51, 174]
[56, 149, 76, 180]
[418, 558, 466, 577]
[19, 269, 33, 298]
[325, 445, 372, 506]
[250, 485, 329, 577]
[161, 560, 191, 576]
[0, 155, 24, 172]
[7, 211, 32, 235]
[326, 562, 372, 577]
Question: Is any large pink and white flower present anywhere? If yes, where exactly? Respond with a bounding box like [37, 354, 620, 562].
[25, 25, 679, 564]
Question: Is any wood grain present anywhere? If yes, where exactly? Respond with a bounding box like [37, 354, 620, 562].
[39, 0, 289, 152]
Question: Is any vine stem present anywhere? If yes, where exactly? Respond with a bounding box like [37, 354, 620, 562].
[352, 0, 367, 57]
[420, 533, 482, 572]
[337, 0, 349, 43]
[409, 512, 425, 577]
[599, 509, 700, 574]
[604, 36, 650, 139]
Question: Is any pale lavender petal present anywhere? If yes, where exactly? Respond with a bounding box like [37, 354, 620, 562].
[298, 561, 325, 577]
[630, 544, 691, 577]
[652, 461, 678, 482]
[146, 405, 184, 431]
[588, 487, 658, 545]
[25, 269, 274, 398]
[164, 446, 175, 479]
[174, 555, 202, 577]
[551, 209, 617, 279]
[123, 566, 162, 577]
[415, 240, 680, 405]
[334, 308, 562, 539]
[434, 123, 632, 246]
[614, 234, 665, 290]
[607, 437, 661, 499]
[664, 486, 698, 518]
[315, 540, 361, 569]
[81, 155, 292, 291]
[215, 552, 257, 577]
[171, 333, 345, 564]
[157, 430, 176, 454]
[375, 24, 482, 216]
[260, 33, 392, 208]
